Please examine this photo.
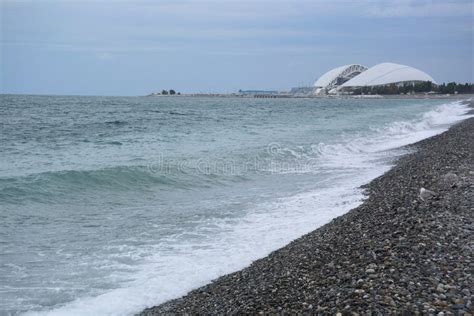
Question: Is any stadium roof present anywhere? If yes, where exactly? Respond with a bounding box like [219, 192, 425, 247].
[341, 62, 436, 87]
[314, 64, 367, 88]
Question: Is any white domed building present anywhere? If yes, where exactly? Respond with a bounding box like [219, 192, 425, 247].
[340, 62, 436, 88]
[313, 62, 436, 95]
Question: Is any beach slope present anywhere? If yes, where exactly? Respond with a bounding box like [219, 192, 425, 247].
[141, 105, 473, 314]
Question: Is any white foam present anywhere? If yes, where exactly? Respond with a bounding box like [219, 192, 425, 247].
[28, 100, 472, 316]
[315, 100, 473, 167]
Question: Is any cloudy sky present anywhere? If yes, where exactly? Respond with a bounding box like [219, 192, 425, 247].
[1, 0, 473, 95]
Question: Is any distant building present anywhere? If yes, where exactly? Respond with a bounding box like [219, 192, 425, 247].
[314, 62, 436, 95]
[238, 90, 279, 96]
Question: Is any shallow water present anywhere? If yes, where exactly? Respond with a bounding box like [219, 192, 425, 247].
[0, 95, 471, 315]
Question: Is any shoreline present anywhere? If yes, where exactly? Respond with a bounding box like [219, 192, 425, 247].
[144, 93, 474, 100]
[141, 100, 473, 314]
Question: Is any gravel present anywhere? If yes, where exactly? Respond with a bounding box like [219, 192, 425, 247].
[141, 102, 473, 315]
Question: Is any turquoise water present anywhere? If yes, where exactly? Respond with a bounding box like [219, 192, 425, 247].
[0, 95, 471, 315]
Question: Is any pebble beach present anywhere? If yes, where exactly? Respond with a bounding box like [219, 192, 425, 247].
[141, 100, 473, 315]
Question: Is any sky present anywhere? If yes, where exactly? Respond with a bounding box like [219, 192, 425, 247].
[1, 0, 473, 96]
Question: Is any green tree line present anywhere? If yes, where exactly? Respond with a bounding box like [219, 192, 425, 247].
[160, 89, 180, 95]
[352, 82, 473, 95]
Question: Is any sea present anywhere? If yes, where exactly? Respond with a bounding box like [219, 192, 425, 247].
[0, 94, 471, 315]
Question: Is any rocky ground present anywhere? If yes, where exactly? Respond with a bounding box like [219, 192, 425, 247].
[141, 102, 473, 315]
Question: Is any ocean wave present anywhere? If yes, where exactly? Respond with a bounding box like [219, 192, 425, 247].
[2, 101, 471, 205]
[0, 165, 189, 204]
[314, 100, 472, 166]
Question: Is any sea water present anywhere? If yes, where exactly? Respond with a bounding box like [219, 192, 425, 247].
[0, 95, 471, 315]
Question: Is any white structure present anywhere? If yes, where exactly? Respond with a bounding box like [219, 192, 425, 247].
[341, 62, 436, 88]
[314, 64, 368, 94]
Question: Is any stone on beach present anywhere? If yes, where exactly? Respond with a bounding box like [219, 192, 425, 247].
[441, 172, 460, 188]
[419, 187, 437, 201]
